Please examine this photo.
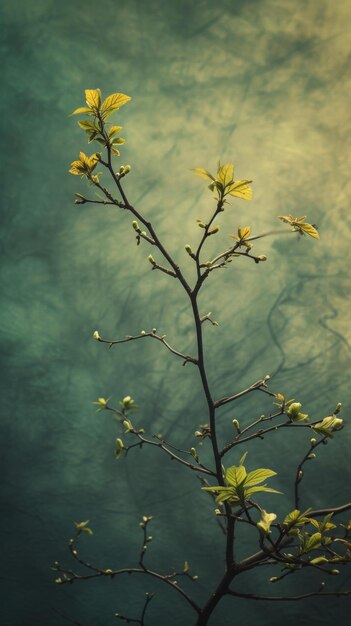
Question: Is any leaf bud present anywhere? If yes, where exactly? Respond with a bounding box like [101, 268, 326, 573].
[310, 438, 317, 446]
[140, 330, 146, 335]
[269, 576, 278, 583]
[148, 254, 156, 265]
[232, 419, 241, 432]
[208, 226, 219, 235]
[334, 402, 342, 414]
[258, 255, 267, 261]
[330, 569, 340, 575]
[123, 165, 131, 174]
[190, 447, 199, 462]
[132, 220, 139, 231]
[93, 330, 101, 340]
[104, 569, 113, 575]
[185, 244, 193, 255]
[307, 453, 316, 459]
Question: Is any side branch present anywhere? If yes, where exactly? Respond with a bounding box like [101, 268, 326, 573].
[96, 330, 198, 365]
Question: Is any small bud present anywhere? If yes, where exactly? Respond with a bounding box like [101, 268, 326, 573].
[152, 328, 157, 334]
[148, 254, 156, 265]
[334, 402, 342, 414]
[185, 244, 193, 255]
[104, 569, 113, 575]
[197, 221, 206, 229]
[208, 226, 219, 235]
[190, 447, 199, 462]
[140, 330, 146, 335]
[310, 438, 317, 446]
[132, 220, 139, 231]
[55, 578, 63, 584]
[232, 419, 241, 432]
[269, 576, 278, 583]
[330, 569, 340, 575]
[307, 453, 316, 459]
[124, 165, 131, 174]
[93, 330, 101, 340]
[258, 255, 267, 261]
[119, 165, 125, 174]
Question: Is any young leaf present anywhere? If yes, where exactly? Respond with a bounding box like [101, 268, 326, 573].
[85, 89, 101, 109]
[191, 167, 215, 181]
[216, 163, 234, 187]
[244, 468, 277, 487]
[71, 106, 93, 116]
[227, 179, 253, 200]
[225, 465, 247, 487]
[257, 510, 277, 534]
[101, 93, 131, 118]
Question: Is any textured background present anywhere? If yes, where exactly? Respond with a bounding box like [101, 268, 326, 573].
[1, 0, 351, 624]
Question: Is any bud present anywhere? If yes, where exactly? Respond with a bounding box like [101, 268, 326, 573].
[185, 244, 193, 255]
[152, 328, 157, 334]
[124, 165, 131, 174]
[310, 438, 317, 446]
[307, 453, 316, 459]
[148, 254, 156, 265]
[190, 447, 199, 462]
[330, 569, 340, 575]
[258, 255, 267, 261]
[232, 419, 241, 432]
[104, 569, 113, 575]
[269, 576, 278, 583]
[132, 220, 139, 231]
[208, 226, 219, 235]
[119, 165, 125, 174]
[93, 330, 101, 340]
[121, 395, 135, 409]
[334, 402, 342, 414]
[140, 330, 146, 335]
[197, 221, 206, 229]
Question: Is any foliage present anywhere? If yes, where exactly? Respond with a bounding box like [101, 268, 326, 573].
[53, 89, 351, 626]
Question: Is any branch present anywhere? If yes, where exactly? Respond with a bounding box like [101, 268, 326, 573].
[96, 330, 198, 365]
[214, 375, 272, 408]
[226, 588, 351, 601]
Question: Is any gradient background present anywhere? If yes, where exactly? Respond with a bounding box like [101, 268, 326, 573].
[1, 0, 351, 624]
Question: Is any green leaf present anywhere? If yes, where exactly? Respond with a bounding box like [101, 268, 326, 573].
[85, 89, 101, 109]
[312, 415, 343, 438]
[77, 120, 97, 132]
[304, 532, 322, 553]
[225, 465, 247, 487]
[238, 451, 248, 466]
[216, 163, 234, 187]
[191, 167, 215, 181]
[244, 468, 277, 487]
[310, 556, 328, 565]
[227, 179, 252, 200]
[112, 137, 125, 145]
[298, 222, 320, 240]
[257, 509, 277, 534]
[71, 106, 93, 116]
[109, 125, 123, 138]
[244, 485, 282, 496]
[283, 509, 312, 528]
[101, 93, 131, 118]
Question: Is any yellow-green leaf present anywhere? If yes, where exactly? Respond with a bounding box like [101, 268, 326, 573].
[191, 167, 215, 181]
[109, 125, 123, 138]
[257, 509, 277, 534]
[216, 163, 234, 187]
[227, 180, 253, 200]
[101, 93, 131, 118]
[244, 468, 277, 487]
[71, 106, 92, 116]
[298, 222, 320, 240]
[225, 465, 247, 487]
[238, 225, 251, 240]
[85, 89, 101, 109]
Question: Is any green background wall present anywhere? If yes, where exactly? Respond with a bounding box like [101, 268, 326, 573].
[1, 0, 350, 624]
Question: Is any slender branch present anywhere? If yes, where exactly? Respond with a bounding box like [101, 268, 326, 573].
[96, 330, 198, 365]
[214, 375, 271, 408]
[226, 588, 351, 601]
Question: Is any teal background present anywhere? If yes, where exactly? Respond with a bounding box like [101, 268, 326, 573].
[1, 0, 351, 624]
